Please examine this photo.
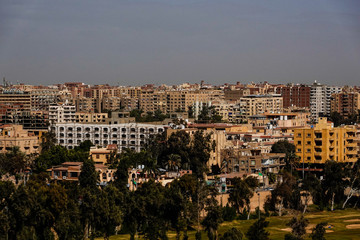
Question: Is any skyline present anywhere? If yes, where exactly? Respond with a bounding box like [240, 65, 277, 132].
[1, 0, 360, 86]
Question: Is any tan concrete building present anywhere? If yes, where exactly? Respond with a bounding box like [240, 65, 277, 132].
[237, 95, 283, 120]
[75, 112, 108, 123]
[0, 124, 41, 155]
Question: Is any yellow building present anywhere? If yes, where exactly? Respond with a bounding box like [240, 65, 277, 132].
[294, 117, 358, 164]
[89, 144, 117, 164]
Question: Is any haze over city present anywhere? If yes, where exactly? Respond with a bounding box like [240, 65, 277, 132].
[1, 0, 360, 86]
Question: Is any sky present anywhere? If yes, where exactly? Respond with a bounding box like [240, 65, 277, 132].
[0, 0, 359, 86]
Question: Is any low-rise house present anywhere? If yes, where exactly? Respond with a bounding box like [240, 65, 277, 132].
[89, 144, 117, 164]
[47, 162, 116, 186]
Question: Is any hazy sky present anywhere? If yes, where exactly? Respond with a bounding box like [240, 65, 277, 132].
[0, 0, 359, 86]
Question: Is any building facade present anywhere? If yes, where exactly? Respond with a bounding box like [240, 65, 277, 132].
[294, 117, 358, 164]
[52, 122, 166, 152]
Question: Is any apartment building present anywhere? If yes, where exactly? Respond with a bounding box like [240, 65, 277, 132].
[310, 81, 341, 121]
[0, 90, 31, 116]
[75, 97, 95, 112]
[294, 117, 358, 164]
[237, 95, 283, 120]
[75, 112, 108, 123]
[221, 148, 285, 175]
[331, 91, 360, 119]
[0, 124, 41, 154]
[275, 85, 310, 108]
[248, 112, 310, 128]
[49, 102, 76, 124]
[29, 89, 59, 112]
[52, 122, 166, 152]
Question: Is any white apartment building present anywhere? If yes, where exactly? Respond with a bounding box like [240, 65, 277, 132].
[52, 122, 166, 152]
[310, 80, 341, 121]
[49, 102, 76, 124]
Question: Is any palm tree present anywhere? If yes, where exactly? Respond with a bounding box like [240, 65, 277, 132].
[166, 154, 181, 172]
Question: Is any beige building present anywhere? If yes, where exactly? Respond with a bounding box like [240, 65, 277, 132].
[49, 102, 76, 124]
[0, 124, 41, 155]
[248, 112, 310, 128]
[89, 144, 117, 164]
[75, 112, 108, 123]
[237, 95, 283, 120]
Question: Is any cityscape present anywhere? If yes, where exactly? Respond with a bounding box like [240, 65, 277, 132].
[1, 79, 360, 239]
[1, 1, 360, 240]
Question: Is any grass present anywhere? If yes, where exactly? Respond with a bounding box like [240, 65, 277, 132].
[97, 208, 360, 240]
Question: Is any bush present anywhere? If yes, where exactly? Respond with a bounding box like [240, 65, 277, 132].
[222, 205, 237, 221]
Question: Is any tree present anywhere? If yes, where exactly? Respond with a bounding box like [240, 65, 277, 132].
[265, 172, 300, 216]
[228, 176, 258, 219]
[0, 147, 27, 177]
[302, 174, 320, 213]
[310, 222, 327, 240]
[40, 130, 56, 153]
[190, 131, 215, 179]
[202, 196, 223, 240]
[342, 159, 360, 208]
[246, 217, 270, 240]
[34, 145, 70, 172]
[322, 161, 345, 211]
[166, 154, 181, 172]
[271, 140, 298, 174]
[271, 140, 295, 156]
[197, 105, 223, 123]
[94, 185, 123, 240]
[74, 140, 93, 152]
[285, 215, 309, 240]
[79, 158, 98, 189]
[220, 227, 243, 240]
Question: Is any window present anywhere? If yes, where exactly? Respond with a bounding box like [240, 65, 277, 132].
[297, 148, 301, 152]
[250, 160, 256, 165]
[297, 141, 301, 145]
[70, 172, 78, 178]
[297, 133, 301, 137]
[96, 154, 100, 159]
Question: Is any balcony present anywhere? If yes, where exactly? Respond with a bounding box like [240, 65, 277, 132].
[314, 152, 322, 157]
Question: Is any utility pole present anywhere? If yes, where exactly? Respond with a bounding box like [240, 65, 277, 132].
[257, 192, 260, 220]
[302, 156, 305, 179]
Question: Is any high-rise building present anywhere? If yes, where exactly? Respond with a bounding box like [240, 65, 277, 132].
[331, 90, 360, 119]
[310, 81, 341, 121]
[275, 85, 310, 108]
[49, 102, 76, 124]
